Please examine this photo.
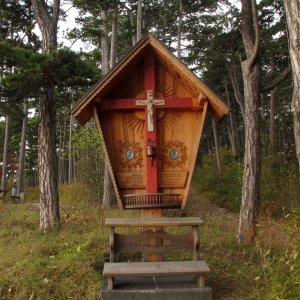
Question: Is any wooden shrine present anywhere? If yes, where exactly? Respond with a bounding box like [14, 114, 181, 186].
[71, 34, 229, 299]
[71, 34, 229, 211]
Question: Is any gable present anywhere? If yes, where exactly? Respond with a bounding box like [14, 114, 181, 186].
[71, 35, 229, 124]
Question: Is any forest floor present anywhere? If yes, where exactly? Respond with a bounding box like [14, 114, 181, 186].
[0, 183, 299, 299]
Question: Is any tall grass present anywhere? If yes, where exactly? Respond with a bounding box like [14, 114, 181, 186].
[253, 208, 300, 299]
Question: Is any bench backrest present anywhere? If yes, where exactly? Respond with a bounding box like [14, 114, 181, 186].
[108, 219, 201, 262]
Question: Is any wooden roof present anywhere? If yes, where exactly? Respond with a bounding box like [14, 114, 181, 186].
[71, 34, 229, 123]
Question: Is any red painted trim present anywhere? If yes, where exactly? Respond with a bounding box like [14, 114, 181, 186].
[102, 97, 195, 110]
[144, 52, 156, 92]
[164, 97, 193, 108]
[101, 98, 139, 110]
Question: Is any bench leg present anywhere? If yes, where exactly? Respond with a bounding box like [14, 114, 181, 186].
[108, 277, 114, 290]
[195, 275, 205, 288]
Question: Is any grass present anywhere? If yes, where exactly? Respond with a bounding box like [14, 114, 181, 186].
[0, 183, 138, 300]
[0, 182, 299, 299]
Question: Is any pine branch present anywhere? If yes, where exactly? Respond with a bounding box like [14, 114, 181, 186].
[18, 21, 37, 46]
[261, 64, 291, 93]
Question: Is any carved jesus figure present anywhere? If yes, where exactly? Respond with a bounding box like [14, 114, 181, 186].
[147, 100, 154, 131]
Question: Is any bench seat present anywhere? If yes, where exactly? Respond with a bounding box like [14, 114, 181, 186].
[105, 217, 203, 227]
[103, 260, 210, 290]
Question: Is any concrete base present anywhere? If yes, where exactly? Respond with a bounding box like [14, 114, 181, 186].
[101, 276, 212, 300]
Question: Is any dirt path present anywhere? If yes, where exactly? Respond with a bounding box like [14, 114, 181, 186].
[185, 187, 239, 233]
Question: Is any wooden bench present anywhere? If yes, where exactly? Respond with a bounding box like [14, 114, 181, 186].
[104, 217, 210, 290]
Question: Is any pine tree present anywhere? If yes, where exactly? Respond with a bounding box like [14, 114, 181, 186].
[31, 0, 61, 229]
[237, 0, 261, 244]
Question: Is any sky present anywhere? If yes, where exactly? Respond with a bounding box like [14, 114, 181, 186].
[32, 1, 87, 51]
[58, 2, 87, 51]
[56, 0, 243, 52]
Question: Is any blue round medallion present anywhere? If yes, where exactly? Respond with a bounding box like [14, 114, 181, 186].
[125, 150, 134, 161]
[170, 149, 179, 160]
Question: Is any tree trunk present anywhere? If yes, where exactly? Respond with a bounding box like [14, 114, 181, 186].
[101, 9, 109, 75]
[101, 10, 116, 209]
[177, 0, 183, 59]
[62, 112, 67, 183]
[212, 119, 222, 174]
[38, 87, 60, 228]
[73, 145, 76, 183]
[237, 0, 261, 245]
[126, 9, 136, 46]
[32, 0, 60, 230]
[269, 89, 276, 153]
[230, 67, 245, 122]
[16, 98, 28, 201]
[136, 0, 142, 42]
[68, 103, 73, 184]
[284, 1, 300, 171]
[225, 83, 238, 159]
[0, 115, 10, 196]
[110, 4, 118, 68]
[269, 55, 276, 154]
[227, 124, 235, 158]
[58, 116, 64, 184]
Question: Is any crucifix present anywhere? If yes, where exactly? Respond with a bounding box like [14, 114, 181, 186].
[136, 89, 165, 132]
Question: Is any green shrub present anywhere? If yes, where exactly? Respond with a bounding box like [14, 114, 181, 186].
[72, 121, 104, 201]
[197, 147, 300, 215]
[260, 153, 300, 216]
[197, 146, 243, 212]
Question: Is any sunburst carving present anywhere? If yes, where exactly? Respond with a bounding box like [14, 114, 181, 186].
[123, 77, 143, 98]
[163, 113, 177, 129]
[124, 112, 145, 134]
[157, 81, 176, 98]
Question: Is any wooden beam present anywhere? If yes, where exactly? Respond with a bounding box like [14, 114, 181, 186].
[196, 275, 205, 288]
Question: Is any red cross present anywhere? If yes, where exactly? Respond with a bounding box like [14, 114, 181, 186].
[101, 53, 195, 194]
